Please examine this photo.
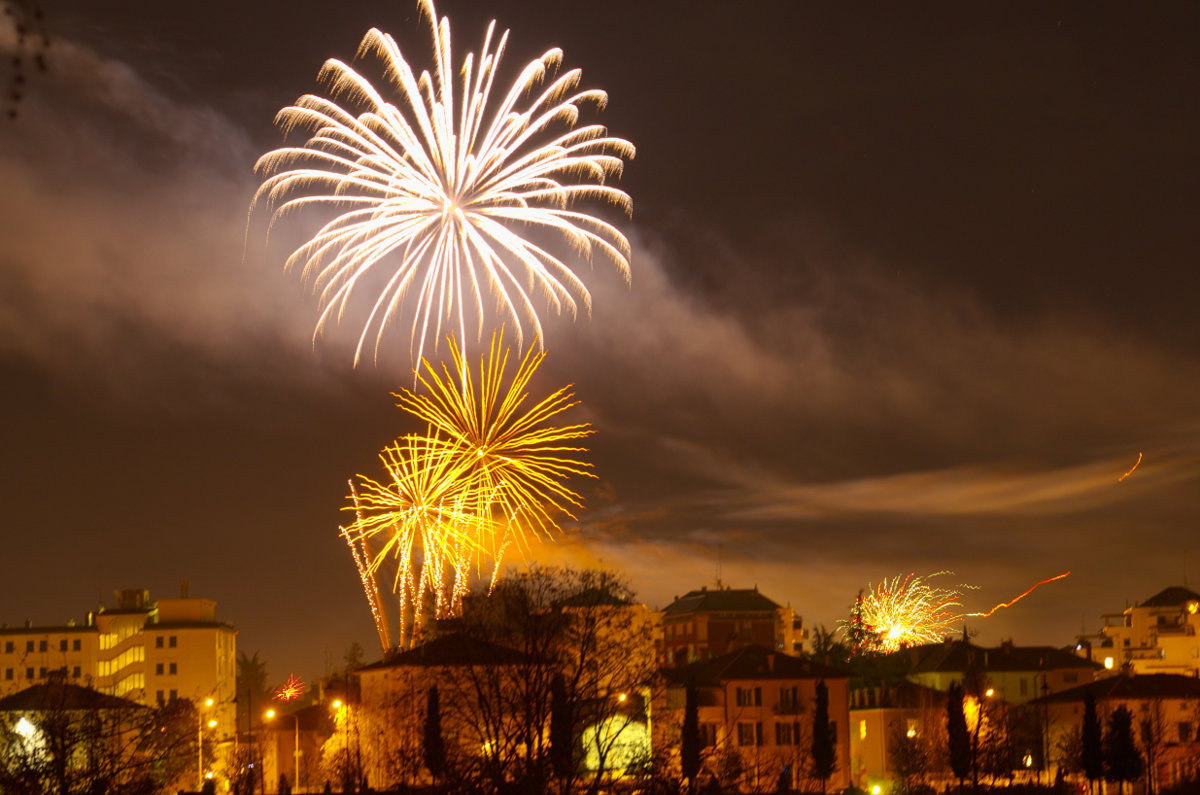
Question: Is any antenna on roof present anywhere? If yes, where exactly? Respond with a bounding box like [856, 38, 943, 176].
[716, 544, 723, 590]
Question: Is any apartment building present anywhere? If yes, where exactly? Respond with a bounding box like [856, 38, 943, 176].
[660, 585, 804, 665]
[0, 586, 237, 732]
[1079, 585, 1200, 676]
[658, 645, 850, 792]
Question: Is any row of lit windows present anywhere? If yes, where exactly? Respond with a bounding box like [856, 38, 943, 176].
[735, 720, 833, 747]
[2, 638, 84, 654]
[99, 646, 144, 678]
[4, 666, 83, 680]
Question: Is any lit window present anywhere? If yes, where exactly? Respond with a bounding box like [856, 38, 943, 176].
[859, 720, 867, 740]
[1104, 657, 1114, 670]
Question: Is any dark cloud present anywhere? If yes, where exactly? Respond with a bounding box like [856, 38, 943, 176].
[1, 5, 1198, 678]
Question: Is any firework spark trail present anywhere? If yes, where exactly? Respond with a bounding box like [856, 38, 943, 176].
[847, 572, 971, 653]
[1118, 452, 1143, 482]
[343, 481, 392, 650]
[274, 674, 306, 702]
[251, 0, 634, 366]
[966, 571, 1071, 618]
[343, 333, 591, 649]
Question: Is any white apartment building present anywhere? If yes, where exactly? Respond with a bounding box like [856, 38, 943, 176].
[1081, 585, 1200, 676]
[0, 586, 237, 731]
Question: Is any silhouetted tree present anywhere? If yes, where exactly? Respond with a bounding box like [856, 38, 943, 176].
[1081, 691, 1103, 793]
[1102, 705, 1143, 795]
[811, 679, 837, 794]
[423, 685, 446, 783]
[887, 723, 931, 793]
[946, 682, 971, 788]
[549, 673, 573, 780]
[680, 675, 701, 790]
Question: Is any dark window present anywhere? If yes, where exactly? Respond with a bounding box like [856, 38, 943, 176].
[169, 662, 177, 675]
[73, 639, 81, 651]
[25, 641, 33, 653]
[72, 666, 81, 678]
[737, 722, 756, 746]
[1180, 722, 1192, 743]
[4, 669, 11, 680]
[169, 636, 177, 648]
[38, 667, 46, 677]
[38, 640, 46, 652]
[156, 690, 164, 705]
[155, 663, 164, 675]
[155, 636, 163, 649]
[3, 641, 11, 653]
[169, 689, 178, 701]
[700, 723, 717, 747]
[25, 668, 33, 679]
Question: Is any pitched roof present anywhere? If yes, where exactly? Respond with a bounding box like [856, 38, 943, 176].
[663, 587, 781, 616]
[1031, 673, 1200, 705]
[1139, 586, 1200, 608]
[360, 632, 528, 670]
[675, 645, 848, 686]
[0, 682, 142, 713]
[895, 639, 1100, 674]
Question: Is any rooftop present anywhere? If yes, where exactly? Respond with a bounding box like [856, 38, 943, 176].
[1139, 586, 1200, 608]
[0, 680, 142, 713]
[673, 645, 848, 686]
[896, 639, 1101, 674]
[361, 632, 529, 670]
[663, 586, 781, 616]
[1032, 673, 1200, 704]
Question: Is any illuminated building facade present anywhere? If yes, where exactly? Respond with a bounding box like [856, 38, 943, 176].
[896, 637, 1102, 705]
[1032, 673, 1200, 790]
[660, 585, 804, 666]
[848, 681, 947, 792]
[1079, 585, 1200, 676]
[0, 586, 237, 733]
[658, 645, 850, 792]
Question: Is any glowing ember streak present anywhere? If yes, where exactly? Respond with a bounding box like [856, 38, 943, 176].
[274, 674, 306, 702]
[252, 0, 634, 366]
[343, 333, 591, 649]
[966, 571, 1071, 618]
[844, 572, 971, 653]
[1117, 452, 1142, 482]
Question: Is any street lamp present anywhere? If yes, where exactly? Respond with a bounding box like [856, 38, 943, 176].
[198, 697, 215, 790]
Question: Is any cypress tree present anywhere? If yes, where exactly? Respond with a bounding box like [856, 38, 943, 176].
[423, 684, 446, 782]
[811, 679, 837, 794]
[549, 673, 573, 780]
[946, 682, 971, 787]
[681, 675, 701, 790]
[1081, 690, 1103, 792]
[1102, 705, 1143, 795]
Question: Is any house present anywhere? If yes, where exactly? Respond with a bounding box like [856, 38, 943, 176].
[894, 637, 1102, 705]
[849, 680, 947, 792]
[1031, 673, 1200, 790]
[658, 645, 851, 792]
[660, 585, 804, 665]
[1079, 586, 1200, 677]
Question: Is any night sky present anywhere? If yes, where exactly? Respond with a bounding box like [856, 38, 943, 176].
[2, 2, 1198, 686]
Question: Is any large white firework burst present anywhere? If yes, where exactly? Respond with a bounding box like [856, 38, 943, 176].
[252, 0, 634, 365]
